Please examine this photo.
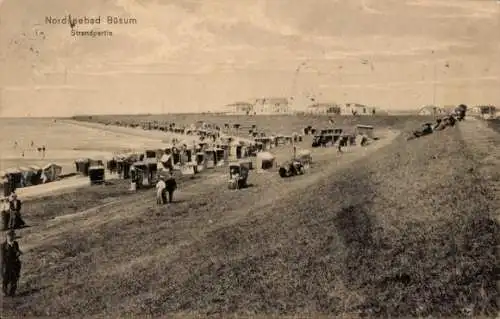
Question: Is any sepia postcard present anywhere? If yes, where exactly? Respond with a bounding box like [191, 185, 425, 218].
[0, 0, 499, 318]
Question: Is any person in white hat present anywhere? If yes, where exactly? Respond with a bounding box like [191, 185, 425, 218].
[155, 176, 167, 205]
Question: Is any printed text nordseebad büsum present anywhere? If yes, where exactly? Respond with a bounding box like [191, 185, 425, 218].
[45, 16, 137, 25]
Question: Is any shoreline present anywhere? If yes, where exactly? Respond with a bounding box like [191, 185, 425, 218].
[11, 119, 393, 201]
[0, 118, 190, 172]
[1, 119, 202, 199]
[9, 118, 498, 317]
[6, 115, 499, 317]
[18, 127, 399, 254]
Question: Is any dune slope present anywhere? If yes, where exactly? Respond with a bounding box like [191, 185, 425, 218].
[2, 120, 498, 318]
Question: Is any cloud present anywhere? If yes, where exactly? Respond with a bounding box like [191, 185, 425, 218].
[407, 0, 498, 18]
[360, 0, 385, 14]
[2, 0, 489, 75]
[4, 85, 96, 91]
[1, 0, 498, 115]
[427, 13, 496, 19]
[407, 0, 496, 11]
[318, 75, 500, 89]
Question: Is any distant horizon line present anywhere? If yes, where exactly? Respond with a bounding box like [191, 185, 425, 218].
[0, 110, 424, 119]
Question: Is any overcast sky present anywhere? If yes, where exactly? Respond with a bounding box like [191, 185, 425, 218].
[0, 0, 499, 117]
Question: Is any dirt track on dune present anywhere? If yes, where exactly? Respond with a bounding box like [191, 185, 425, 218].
[2, 120, 498, 318]
[3, 130, 396, 317]
[18, 130, 396, 254]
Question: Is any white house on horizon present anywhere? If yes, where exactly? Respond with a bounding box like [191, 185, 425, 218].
[224, 101, 254, 115]
[306, 102, 342, 115]
[223, 97, 291, 115]
[224, 99, 384, 115]
[341, 103, 377, 115]
[253, 97, 290, 114]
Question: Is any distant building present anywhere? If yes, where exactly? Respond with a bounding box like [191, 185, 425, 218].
[223, 97, 291, 115]
[470, 106, 482, 114]
[306, 102, 341, 115]
[253, 97, 290, 114]
[442, 105, 457, 113]
[341, 103, 377, 115]
[224, 102, 254, 115]
[418, 105, 444, 116]
[475, 105, 497, 119]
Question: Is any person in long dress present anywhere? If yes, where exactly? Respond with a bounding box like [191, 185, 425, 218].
[1, 176, 10, 197]
[1, 198, 10, 231]
[41, 171, 48, 184]
[8, 193, 25, 230]
[156, 177, 167, 205]
[129, 166, 137, 191]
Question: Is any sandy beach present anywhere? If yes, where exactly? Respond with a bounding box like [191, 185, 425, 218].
[1, 118, 212, 199]
[0, 118, 194, 175]
[0, 114, 496, 318]
[7, 117, 390, 200]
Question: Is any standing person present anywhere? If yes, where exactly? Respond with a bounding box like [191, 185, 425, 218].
[360, 135, 368, 147]
[129, 166, 137, 191]
[118, 161, 123, 177]
[165, 174, 177, 203]
[1, 231, 22, 297]
[8, 193, 24, 230]
[1, 175, 10, 197]
[155, 176, 167, 205]
[109, 159, 117, 175]
[160, 150, 173, 172]
[1, 198, 10, 231]
[337, 137, 344, 153]
[41, 171, 48, 184]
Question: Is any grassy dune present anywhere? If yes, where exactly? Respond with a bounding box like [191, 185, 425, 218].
[2, 115, 498, 318]
[142, 124, 497, 317]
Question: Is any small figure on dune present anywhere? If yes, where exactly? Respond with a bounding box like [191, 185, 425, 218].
[1, 230, 23, 297]
[337, 137, 344, 153]
[156, 176, 167, 205]
[434, 118, 443, 130]
[164, 173, 177, 203]
[1, 176, 10, 197]
[41, 171, 48, 184]
[360, 135, 368, 146]
[1, 198, 10, 231]
[230, 167, 240, 182]
[8, 193, 25, 230]
[129, 166, 137, 191]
